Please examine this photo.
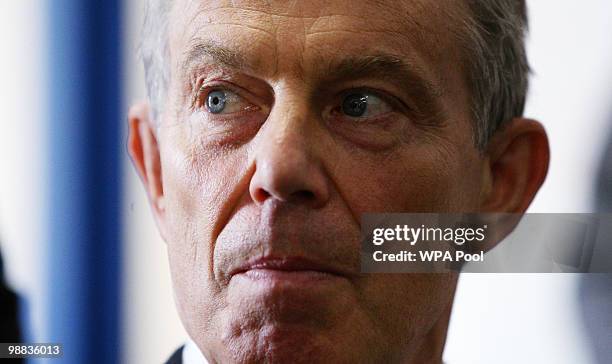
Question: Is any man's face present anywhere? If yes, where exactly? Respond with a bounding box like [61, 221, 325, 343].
[158, 0, 483, 362]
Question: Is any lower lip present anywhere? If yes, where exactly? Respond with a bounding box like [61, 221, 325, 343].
[234, 268, 344, 286]
[229, 269, 349, 317]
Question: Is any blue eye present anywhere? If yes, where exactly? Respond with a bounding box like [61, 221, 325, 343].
[200, 88, 257, 115]
[206, 90, 227, 114]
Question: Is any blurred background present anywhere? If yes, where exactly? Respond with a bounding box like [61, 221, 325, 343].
[0, 0, 610, 363]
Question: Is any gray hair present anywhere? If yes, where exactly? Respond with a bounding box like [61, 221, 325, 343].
[140, 0, 529, 149]
[140, 0, 172, 124]
[463, 0, 529, 149]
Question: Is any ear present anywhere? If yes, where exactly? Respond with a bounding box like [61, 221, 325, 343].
[480, 117, 550, 213]
[471, 118, 549, 253]
[128, 102, 168, 240]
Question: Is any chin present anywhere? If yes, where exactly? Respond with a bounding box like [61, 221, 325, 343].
[220, 323, 348, 364]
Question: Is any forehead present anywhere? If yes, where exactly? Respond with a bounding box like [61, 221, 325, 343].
[168, 0, 468, 81]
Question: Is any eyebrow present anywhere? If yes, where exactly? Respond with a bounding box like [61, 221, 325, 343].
[181, 40, 249, 76]
[180, 41, 445, 122]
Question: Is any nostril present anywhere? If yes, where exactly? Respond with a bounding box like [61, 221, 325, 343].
[249, 159, 329, 206]
[252, 187, 317, 205]
[293, 190, 315, 201]
[253, 188, 271, 203]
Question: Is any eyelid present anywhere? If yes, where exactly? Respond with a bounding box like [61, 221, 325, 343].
[193, 82, 235, 109]
[192, 80, 262, 112]
[339, 88, 410, 114]
[325, 88, 409, 123]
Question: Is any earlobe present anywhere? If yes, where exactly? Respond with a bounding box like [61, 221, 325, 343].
[128, 102, 168, 238]
[480, 118, 550, 213]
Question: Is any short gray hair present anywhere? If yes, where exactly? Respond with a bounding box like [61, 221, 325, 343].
[463, 0, 529, 149]
[140, 0, 172, 124]
[140, 0, 529, 148]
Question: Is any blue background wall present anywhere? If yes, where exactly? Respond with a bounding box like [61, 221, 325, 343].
[47, 1, 122, 362]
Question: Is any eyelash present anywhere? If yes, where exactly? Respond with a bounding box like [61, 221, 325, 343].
[331, 89, 408, 119]
[193, 83, 224, 109]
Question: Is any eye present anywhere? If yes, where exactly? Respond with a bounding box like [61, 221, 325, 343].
[200, 88, 257, 115]
[206, 90, 226, 113]
[340, 91, 393, 119]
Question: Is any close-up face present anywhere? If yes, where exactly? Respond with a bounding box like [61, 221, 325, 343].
[128, 0, 546, 363]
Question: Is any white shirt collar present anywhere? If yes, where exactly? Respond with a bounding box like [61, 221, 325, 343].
[182, 338, 208, 364]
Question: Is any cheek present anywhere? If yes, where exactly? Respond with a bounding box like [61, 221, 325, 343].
[159, 125, 249, 240]
[358, 273, 458, 351]
[331, 145, 481, 214]
[157, 126, 250, 339]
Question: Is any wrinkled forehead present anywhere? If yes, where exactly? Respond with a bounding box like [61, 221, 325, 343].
[168, 0, 468, 85]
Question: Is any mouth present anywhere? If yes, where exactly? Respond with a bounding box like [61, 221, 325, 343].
[229, 256, 353, 283]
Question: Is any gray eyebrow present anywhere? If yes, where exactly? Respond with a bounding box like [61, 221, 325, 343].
[180, 42, 445, 122]
[181, 40, 247, 75]
[331, 55, 439, 94]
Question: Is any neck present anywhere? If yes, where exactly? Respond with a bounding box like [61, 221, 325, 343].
[409, 279, 457, 364]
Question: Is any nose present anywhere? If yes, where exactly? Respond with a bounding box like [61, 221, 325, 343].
[249, 104, 329, 208]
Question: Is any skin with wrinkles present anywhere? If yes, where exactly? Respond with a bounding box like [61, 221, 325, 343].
[128, 0, 549, 363]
